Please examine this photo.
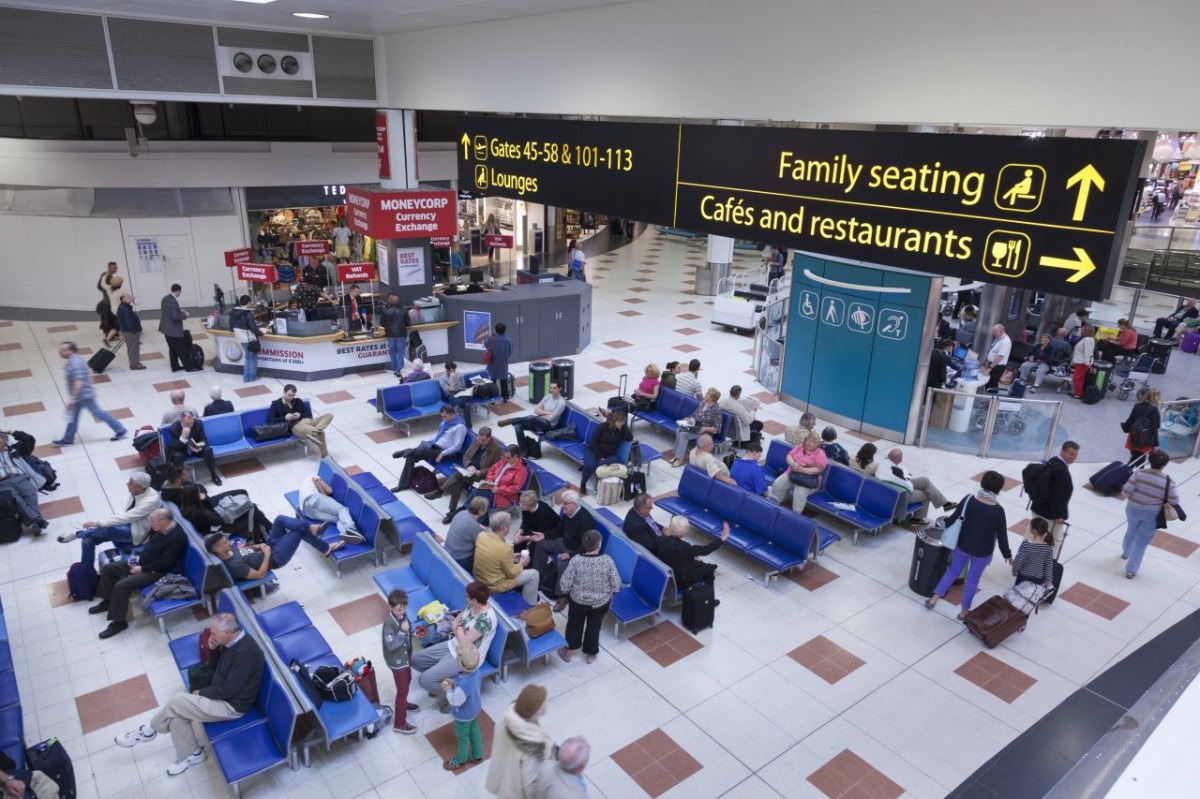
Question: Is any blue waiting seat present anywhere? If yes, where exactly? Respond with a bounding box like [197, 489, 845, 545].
[760, 439, 792, 482]
[140, 542, 208, 633]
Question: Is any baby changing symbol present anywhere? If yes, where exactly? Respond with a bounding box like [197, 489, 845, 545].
[798, 290, 818, 320]
[847, 302, 874, 334]
[878, 309, 908, 341]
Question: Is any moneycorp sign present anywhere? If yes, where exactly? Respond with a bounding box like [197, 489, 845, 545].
[457, 116, 1145, 300]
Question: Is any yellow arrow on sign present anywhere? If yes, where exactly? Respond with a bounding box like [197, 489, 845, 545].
[1065, 164, 1105, 221]
[460, 133, 471, 159]
[1039, 248, 1096, 283]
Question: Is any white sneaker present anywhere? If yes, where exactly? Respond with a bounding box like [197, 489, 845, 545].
[114, 724, 156, 748]
[57, 530, 78, 543]
[167, 749, 206, 776]
[338, 528, 366, 544]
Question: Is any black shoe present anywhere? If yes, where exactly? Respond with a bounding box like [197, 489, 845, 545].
[392, 449, 412, 459]
[111, 431, 127, 442]
[51, 439, 72, 446]
[211, 475, 223, 486]
[99, 622, 128, 639]
[88, 601, 110, 615]
[442, 512, 455, 525]
[391, 484, 408, 493]
[34, 518, 49, 531]
[713, 599, 721, 608]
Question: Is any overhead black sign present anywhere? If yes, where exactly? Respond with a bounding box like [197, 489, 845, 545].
[457, 116, 1145, 300]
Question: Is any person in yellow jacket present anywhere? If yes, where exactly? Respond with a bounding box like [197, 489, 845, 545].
[472, 511, 540, 604]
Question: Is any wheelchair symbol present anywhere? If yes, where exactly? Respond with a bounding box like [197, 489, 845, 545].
[798, 290, 818, 320]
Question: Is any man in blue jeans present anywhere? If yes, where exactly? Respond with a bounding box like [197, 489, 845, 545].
[53, 340, 128, 445]
[203, 516, 344, 581]
[298, 475, 364, 543]
[498, 382, 566, 458]
[58, 472, 161, 570]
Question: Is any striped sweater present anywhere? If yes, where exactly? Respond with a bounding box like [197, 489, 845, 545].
[1124, 469, 1180, 510]
[1012, 540, 1055, 584]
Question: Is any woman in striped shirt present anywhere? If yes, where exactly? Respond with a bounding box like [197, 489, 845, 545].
[1118, 448, 1180, 579]
[1012, 517, 1055, 587]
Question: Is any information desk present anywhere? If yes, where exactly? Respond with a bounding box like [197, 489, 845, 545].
[442, 281, 591, 364]
[210, 321, 458, 381]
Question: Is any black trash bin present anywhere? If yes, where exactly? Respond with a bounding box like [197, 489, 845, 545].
[529, 362, 552, 403]
[1089, 359, 1114, 397]
[1148, 338, 1172, 374]
[909, 535, 951, 598]
[552, 358, 574, 399]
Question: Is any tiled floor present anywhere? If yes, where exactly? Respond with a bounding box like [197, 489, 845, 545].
[3, 229, 1200, 798]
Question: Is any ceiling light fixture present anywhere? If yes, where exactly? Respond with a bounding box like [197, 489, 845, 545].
[231, 1, 278, 5]
[292, 12, 330, 19]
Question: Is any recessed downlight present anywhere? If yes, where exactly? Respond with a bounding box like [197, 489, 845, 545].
[231, 0, 277, 4]
[293, 12, 330, 19]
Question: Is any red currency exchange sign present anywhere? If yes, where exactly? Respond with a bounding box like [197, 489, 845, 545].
[224, 247, 253, 267]
[236, 263, 278, 282]
[294, 240, 329, 257]
[337, 262, 377, 282]
[484, 234, 513, 249]
[345, 186, 456, 240]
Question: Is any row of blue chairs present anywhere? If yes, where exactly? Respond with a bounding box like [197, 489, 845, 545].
[159, 406, 306, 476]
[422, 430, 551, 506]
[658, 466, 840, 585]
[587, 507, 673, 637]
[536, 406, 664, 487]
[631, 386, 734, 447]
[167, 588, 300, 797]
[372, 369, 502, 434]
[0, 599, 25, 776]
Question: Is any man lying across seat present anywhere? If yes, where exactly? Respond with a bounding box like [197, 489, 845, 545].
[297, 475, 364, 544]
[115, 612, 264, 777]
[204, 515, 345, 581]
[90, 507, 187, 639]
[59, 472, 161, 570]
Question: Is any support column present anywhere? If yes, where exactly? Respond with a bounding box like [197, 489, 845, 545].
[376, 109, 418, 190]
[972, 283, 1008, 356]
[696, 119, 743, 296]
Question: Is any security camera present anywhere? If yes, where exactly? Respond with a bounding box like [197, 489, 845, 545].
[131, 102, 157, 126]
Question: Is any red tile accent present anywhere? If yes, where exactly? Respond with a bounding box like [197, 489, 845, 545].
[624, 298, 647, 305]
[76, 674, 159, 734]
[235, 385, 272, 398]
[490, 401, 524, 415]
[618, 310, 643, 317]
[761, 420, 786, 436]
[954, 652, 1037, 704]
[630, 620, 704, 667]
[850, 431, 881, 443]
[789, 635, 865, 684]
[595, 359, 626, 369]
[345, 464, 365, 475]
[115, 454, 144, 470]
[0, 369, 32, 381]
[612, 728, 702, 797]
[357, 369, 389, 378]
[39, 496, 84, 520]
[751, 391, 777, 405]
[971, 471, 1021, 492]
[153, 380, 191, 392]
[367, 427, 407, 444]
[48, 579, 73, 608]
[219, 458, 265, 478]
[32, 444, 61, 459]
[1058, 582, 1131, 620]
[48, 324, 78, 333]
[672, 344, 700, 353]
[674, 327, 701, 336]
[604, 340, 634, 348]
[317, 390, 355, 404]
[0, 321, 11, 327]
[676, 313, 701, 321]
[2, 401, 44, 416]
[807, 749, 904, 799]
[679, 300, 695, 306]
[1008, 518, 1032, 535]
[140, 351, 164, 361]
[92, 374, 111, 384]
[633, 277, 654, 283]
[585, 381, 618, 392]
[191, 333, 209, 341]
[329, 594, 390, 636]
[75, 347, 93, 356]
[515, 376, 529, 388]
[425, 710, 495, 772]
[1151, 530, 1200, 558]
[98, 407, 134, 421]
[787, 562, 840, 591]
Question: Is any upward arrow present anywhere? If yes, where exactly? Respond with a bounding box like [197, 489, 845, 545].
[1065, 164, 1105, 222]
[460, 133, 470, 159]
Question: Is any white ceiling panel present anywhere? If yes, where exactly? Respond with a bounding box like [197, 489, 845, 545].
[0, 0, 645, 34]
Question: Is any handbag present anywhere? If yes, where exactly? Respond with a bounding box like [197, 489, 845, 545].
[247, 336, 261, 354]
[473, 382, 499, 399]
[939, 496, 971, 550]
[186, 663, 215, 691]
[251, 422, 290, 441]
[788, 471, 820, 488]
[519, 602, 555, 638]
[483, 349, 493, 365]
[1156, 477, 1184, 527]
[214, 493, 253, 525]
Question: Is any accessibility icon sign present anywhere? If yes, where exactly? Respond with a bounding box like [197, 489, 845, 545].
[822, 297, 845, 328]
[877, 309, 908, 341]
[798, 290, 818, 320]
[847, 302, 874, 334]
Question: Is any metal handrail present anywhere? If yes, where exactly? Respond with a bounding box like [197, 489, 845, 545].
[918, 386, 1064, 458]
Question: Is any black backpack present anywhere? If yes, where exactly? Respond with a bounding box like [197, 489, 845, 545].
[1022, 462, 1050, 503]
[623, 471, 647, 501]
[1082, 384, 1102, 405]
[23, 453, 59, 493]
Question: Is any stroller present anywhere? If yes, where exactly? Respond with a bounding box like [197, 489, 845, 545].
[1109, 353, 1158, 401]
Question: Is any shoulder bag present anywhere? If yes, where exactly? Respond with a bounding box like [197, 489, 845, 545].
[938, 496, 971, 550]
[251, 422, 290, 442]
[1156, 477, 1187, 527]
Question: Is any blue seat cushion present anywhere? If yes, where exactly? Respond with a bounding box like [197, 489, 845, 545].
[169, 633, 203, 671]
[316, 692, 380, 741]
[654, 497, 703, 518]
[363, 485, 395, 506]
[352, 472, 383, 490]
[392, 517, 432, 545]
[491, 592, 530, 616]
[609, 588, 654, 624]
[211, 442, 250, 458]
[257, 603, 312, 639]
[687, 510, 727, 536]
[209, 725, 286, 784]
[203, 709, 264, 742]
[524, 630, 568, 661]
[379, 500, 416, 520]
[816, 528, 842, 551]
[745, 543, 805, 572]
[724, 524, 766, 552]
[0, 670, 18, 709]
[375, 567, 426, 596]
[274, 627, 332, 665]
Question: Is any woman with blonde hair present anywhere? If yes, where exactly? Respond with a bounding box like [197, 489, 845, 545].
[1121, 387, 1161, 464]
[1070, 324, 1096, 399]
[666, 387, 723, 467]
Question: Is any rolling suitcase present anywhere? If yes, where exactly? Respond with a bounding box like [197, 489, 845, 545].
[1041, 561, 1065, 606]
[87, 338, 122, 374]
[962, 595, 1026, 648]
[26, 737, 76, 799]
[0, 488, 21, 543]
[1182, 331, 1200, 353]
[1087, 460, 1133, 496]
[680, 580, 715, 634]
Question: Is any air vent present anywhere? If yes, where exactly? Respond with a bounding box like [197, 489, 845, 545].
[108, 17, 220, 93]
[218, 46, 313, 84]
[312, 36, 376, 101]
[0, 8, 112, 90]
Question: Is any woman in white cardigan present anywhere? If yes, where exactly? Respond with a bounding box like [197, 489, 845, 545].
[486, 684, 557, 798]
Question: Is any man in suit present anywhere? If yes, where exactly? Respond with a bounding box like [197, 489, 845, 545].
[90, 508, 188, 639]
[116, 293, 145, 370]
[654, 516, 729, 591]
[167, 411, 222, 486]
[622, 493, 666, 553]
[529, 736, 591, 798]
[1029, 440, 1078, 559]
[159, 283, 195, 372]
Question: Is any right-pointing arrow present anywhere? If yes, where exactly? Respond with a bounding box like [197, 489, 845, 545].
[1039, 248, 1096, 283]
[1065, 164, 1105, 222]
